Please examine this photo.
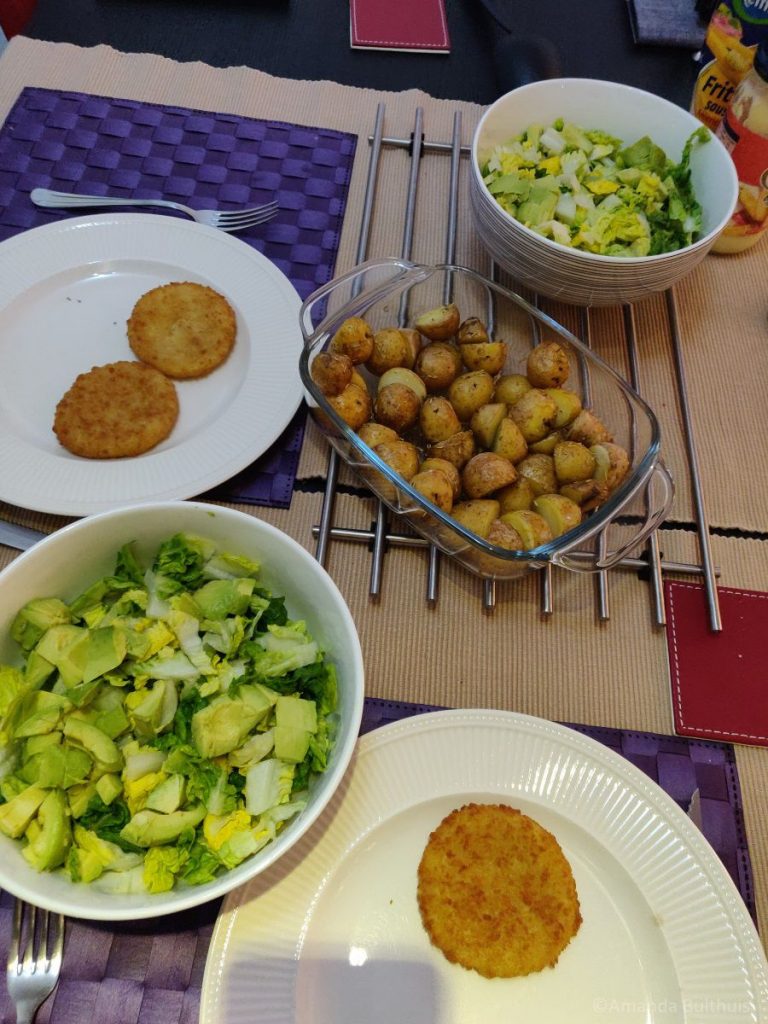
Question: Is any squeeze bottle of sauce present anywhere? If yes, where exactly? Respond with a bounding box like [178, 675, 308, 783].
[713, 39, 768, 253]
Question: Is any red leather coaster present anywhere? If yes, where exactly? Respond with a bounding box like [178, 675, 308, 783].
[666, 580, 768, 746]
[350, 0, 450, 53]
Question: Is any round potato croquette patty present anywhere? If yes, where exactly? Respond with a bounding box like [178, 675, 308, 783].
[417, 803, 582, 978]
[53, 361, 179, 459]
[127, 281, 236, 379]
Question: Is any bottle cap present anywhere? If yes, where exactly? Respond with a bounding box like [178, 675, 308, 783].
[755, 40, 768, 84]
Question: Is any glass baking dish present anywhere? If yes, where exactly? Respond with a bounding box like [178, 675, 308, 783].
[299, 258, 673, 581]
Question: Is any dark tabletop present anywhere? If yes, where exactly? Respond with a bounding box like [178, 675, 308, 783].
[23, 0, 700, 108]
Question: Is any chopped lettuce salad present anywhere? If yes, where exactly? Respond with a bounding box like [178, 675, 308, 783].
[0, 533, 338, 894]
[482, 120, 711, 256]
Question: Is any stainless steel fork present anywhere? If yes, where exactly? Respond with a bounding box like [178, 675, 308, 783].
[6, 900, 64, 1024]
[30, 187, 279, 232]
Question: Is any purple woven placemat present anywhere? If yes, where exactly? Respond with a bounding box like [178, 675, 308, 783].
[0, 698, 756, 1023]
[0, 87, 357, 509]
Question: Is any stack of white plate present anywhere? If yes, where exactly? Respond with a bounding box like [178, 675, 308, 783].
[470, 79, 739, 307]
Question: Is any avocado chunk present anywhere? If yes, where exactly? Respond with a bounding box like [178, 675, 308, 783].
[22, 744, 92, 789]
[67, 782, 97, 819]
[95, 773, 123, 806]
[145, 774, 185, 814]
[191, 696, 266, 759]
[24, 731, 62, 758]
[273, 725, 311, 764]
[11, 598, 71, 651]
[35, 624, 89, 687]
[120, 805, 206, 847]
[21, 789, 71, 871]
[13, 691, 70, 738]
[23, 649, 56, 689]
[0, 785, 47, 838]
[83, 626, 127, 683]
[63, 717, 123, 772]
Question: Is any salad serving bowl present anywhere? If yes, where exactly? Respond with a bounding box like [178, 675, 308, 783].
[470, 78, 739, 307]
[300, 258, 673, 581]
[0, 502, 365, 920]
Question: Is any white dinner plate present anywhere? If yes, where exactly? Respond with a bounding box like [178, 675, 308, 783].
[201, 709, 768, 1024]
[0, 213, 303, 515]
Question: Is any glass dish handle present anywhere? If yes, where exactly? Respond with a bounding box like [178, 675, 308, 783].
[299, 257, 427, 346]
[552, 461, 674, 573]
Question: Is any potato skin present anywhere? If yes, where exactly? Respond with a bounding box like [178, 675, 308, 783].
[527, 341, 570, 388]
[410, 469, 455, 513]
[427, 430, 476, 470]
[357, 421, 399, 450]
[494, 373, 531, 406]
[327, 382, 372, 430]
[517, 453, 558, 496]
[400, 328, 422, 370]
[420, 396, 462, 444]
[492, 417, 528, 464]
[533, 493, 582, 538]
[460, 341, 507, 375]
[499, 510, 554, 550]
[310, 351, 353, 397]
[554, 441, 596, 484]
[567, 409, 613, 446]
[462, 452, 517, 500]
[509, 389, 557, 443]
[590, 442, 630, 491]
[366, 327, 411, 376]
[414, 303, 460, 341]
[415, 342, 462, 393]
[373, 439, 421, 481]
[448, 371, 495, 422]
[451, 499, 501, 538]
[497, 477, 536, 513]
[378, 367, 427, 400]
[470, 403, 507, 450]
[487, 519, 524, 550]
[330, 316, 374, 364]
[457, 317, 490, 345]
[374, 382, 422, 432]
[420, 457, 461, 499]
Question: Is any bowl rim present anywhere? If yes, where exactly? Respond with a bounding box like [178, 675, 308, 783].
[470, 77, 739, 265]
[299, 258, 664, 566]
[0, 500, 365, 920]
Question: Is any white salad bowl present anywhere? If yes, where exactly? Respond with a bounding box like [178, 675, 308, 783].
[0, 501, 365, 920]
[470, 78, 739, 306]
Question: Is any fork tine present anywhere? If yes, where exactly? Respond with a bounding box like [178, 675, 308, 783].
[9, 898, 23, 971]
[216, 201, 279, 226]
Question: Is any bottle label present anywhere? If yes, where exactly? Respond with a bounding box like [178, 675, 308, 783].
[720, 107, 768, 187]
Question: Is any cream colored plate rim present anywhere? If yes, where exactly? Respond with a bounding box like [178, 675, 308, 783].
[0, 214, 302, 515]
[200, 709, 768, 1024]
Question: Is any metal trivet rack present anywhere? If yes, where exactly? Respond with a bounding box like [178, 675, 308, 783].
[311, 104, 722, 632]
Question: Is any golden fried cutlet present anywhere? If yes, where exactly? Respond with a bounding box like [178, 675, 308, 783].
[53, 360, 179, 459]
[127, 281, 236, 379]
[417, 803, 581, 979]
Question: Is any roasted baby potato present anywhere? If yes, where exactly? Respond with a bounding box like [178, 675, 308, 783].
[559, 478, 609, 511]
[366, 327, 411, 376]
[414, 342, 463, 393]
[420, 396, 462, 443]
[374, 438, 421, 481]
[327, 382, 372, 430]
[374, 382, 422, 432]
[420, 457, 461, 499]
[400, 328, 422, 370]
[462, 452, 517, 500]
[516, 453, 558, 496]
[457, 317, 490, 345]
[530, 430, 564, 455]
[448, 370, 495, 422]
[527, 341, 570, 388]
[492, 417, 528, 464]
[487, 518, 524, 551]
[460, 341, 508, 375]
[498, 510, 553, 550]
[497, 477, 536, 513]
[591, 442, 630, 492]
[357, 421, 399, 450]
[494, 373, 531, 406]
[470, 402, 507, 450]
[567, 409, 613, 446]
[544, 388, 582, 428]
[410, 468, 455, 513]
[378, 367, 427, 401]
[509, 388, 557, 443]
[451, 499, 501, 538]
[414, 302, 460, 341]
[533, 493, 582, 538]
[310, 351, 353, 397]
[553, 440, 596, 483]
[427, 429, 476, 469]
[330, 316, 374, 364]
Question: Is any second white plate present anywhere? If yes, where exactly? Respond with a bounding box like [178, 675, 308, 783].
[0, 213, 303, 515]
[201, 709, 768, 1024]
